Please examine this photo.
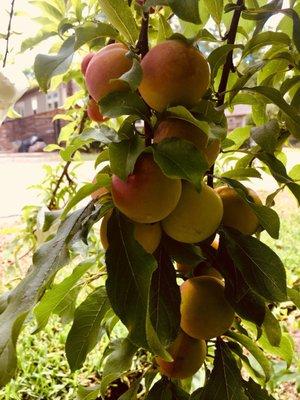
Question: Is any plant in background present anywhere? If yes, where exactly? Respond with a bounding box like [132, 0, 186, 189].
[1, 0, 300, 399]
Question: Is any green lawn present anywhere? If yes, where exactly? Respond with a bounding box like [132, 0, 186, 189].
[0, 190, 299, 399]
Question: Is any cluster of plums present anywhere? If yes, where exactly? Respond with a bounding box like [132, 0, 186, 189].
[84, 38, 263, 379]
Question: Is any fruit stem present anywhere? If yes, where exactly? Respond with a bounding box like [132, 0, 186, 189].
[207, 0, 245, 188]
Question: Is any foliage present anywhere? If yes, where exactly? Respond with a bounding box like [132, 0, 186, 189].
[1, 0, 300, 399]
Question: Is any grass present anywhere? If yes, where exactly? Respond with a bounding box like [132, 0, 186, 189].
[0, 191, 299, 399]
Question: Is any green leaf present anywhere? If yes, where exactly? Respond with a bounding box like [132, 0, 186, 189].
[169, 0, 201, 24]
[0, 203, 103, 387]
[75, 22, 119, 48]
[208, 44, 242, 81]
[146, 0, 200, 24]
[30, 1, 64, 21]
[243, 86, 300, 129]
[53, 286, 80, 324]
[287, 286, 300, 309]
[221, 228, 287, 302]
[118, 378, 142, 400]
[163, 236, 204, 267]
[109, 135, 145, 180]
[262, 308, 282, 347]
[157, 14, 173, 43]
[223, 126, 251, 150]
[166, 106, 210, 135]
[77, 385, 101, 400]
[199, 339, 248, 400]
[216, 237, 267, 325]
[229, 62, 266, 103]
[145, 378, 172, 400]
[289, 164, 300, 181]
[226, 331, 272, 381]
[100, 338, 137, 395]
[95, 149, 110, 168]
[44, 144, 63, 152]
[251, 120, 280, 153]
[242, 32, 291, 58]
[243, 378, 276, 400]
[66, 286, 111, 371]
[34, 35, 75, 92]
[149, 246, 181, 346]
[152, 138, 209, 191]
[99, 91, 150, 120]
[258, 153, 300, 205]
[220, 177, 280, 239]
[204, 0, 224, 24]
[257, 333, 294, 368]
[111, 58, 143, 91]
[34, 259, 94, 331]
[221, 168, 262, 180]
[21, 30, 57, 52]
[98, 0, 139, 44]
[61, 174, 111, 218]
[280, 76, 300, 95]
[60, 125, 120, 162]
[105, 211, 169, 357]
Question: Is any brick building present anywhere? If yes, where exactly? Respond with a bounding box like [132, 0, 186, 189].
[0, 82, 74, 152]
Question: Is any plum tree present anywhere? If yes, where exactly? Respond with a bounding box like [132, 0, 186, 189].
[180, 276, 235, 340]
[215, 186, 262, 235]
[100, 211, 161, 253]
[162, 182, 223, 243]
[155, 330, 206, 379]
[87, 98, 107, 123]
[111, 154, 182, 223]
[139, 39, 210, 112]
[85, 43, 132, 102]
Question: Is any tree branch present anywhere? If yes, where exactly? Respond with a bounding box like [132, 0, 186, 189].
[3, 0, 16, 68]
[136, 11, 149, 58]
[136, 10, 153, 146]
[207, 0, 244, 188]
[48, 110, 88, 210]
[216, 0, 245, 107]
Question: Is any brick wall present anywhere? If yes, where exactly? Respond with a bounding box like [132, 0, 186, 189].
[0, 110, 64, 152]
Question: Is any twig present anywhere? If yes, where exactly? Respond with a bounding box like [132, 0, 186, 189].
[136, 10, 153, 146]
[136, 11, 149, 58]
[207, 0, 245, 188]
[3, 0, 16, 68]
[216, 0, 245, 107]
[48, 110, 88, 210]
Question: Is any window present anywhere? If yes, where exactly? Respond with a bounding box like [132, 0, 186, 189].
[31, 96, 37, 115]
[15, 102, 25, 117]
[47, 91, 59, 109]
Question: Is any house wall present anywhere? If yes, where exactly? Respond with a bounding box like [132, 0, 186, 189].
[0, 110, 64, 152]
